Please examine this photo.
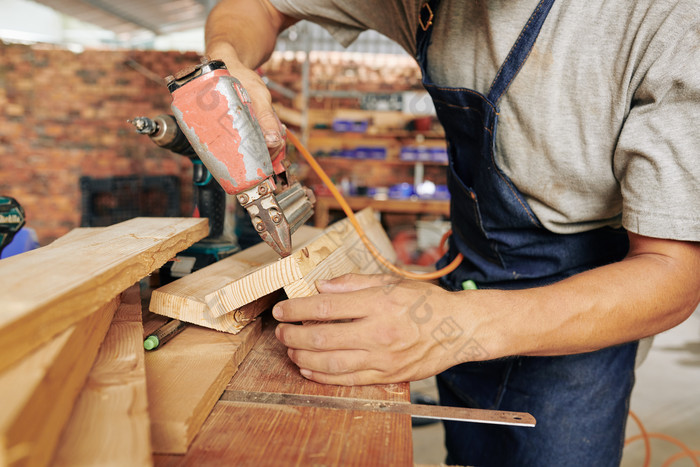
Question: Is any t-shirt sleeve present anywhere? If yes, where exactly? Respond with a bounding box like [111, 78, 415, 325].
[269, 0, 418, 54]
[614, 15, 700, 242]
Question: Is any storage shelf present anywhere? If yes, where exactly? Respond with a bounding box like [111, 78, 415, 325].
[313, 156, 447, 167]
[310, 129, 446, 140]
[313, 195, 450, 228]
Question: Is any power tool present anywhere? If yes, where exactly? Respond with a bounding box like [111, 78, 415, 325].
[164, 57, 315, 257]
[0, 196, 25, 256]
[130, 114, 228, 241]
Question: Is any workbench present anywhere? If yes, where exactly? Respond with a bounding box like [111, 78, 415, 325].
[313, 195, 450, 228]
[152, 313, 414, 466]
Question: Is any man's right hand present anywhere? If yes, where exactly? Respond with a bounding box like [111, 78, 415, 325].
[204, 0, 297, 160]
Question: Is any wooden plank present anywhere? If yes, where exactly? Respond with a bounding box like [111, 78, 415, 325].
[283, 210, 396, 298]
[0, 298, 118, 467]
[0, 217, 208, 373]
[156, 317, 412, 465]
[204, 208, 395, 317]
[175, 402, 411, 466]
[53, 284, 152, 467]
[145, 319, 262, 454]
[149, 226, 320, 333]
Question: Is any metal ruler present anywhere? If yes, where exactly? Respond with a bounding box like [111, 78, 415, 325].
[221, 390, 535, 427]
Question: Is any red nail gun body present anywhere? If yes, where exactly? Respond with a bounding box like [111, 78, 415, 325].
[167, 58, 314, 257]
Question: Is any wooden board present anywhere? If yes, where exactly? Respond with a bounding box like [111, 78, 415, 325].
[144, 319, 262, 454]
[0, 217, 208, 373]
[172, 402, 410, 466]
[283, 208, 395, 298]
[0, 298, 118, 467]
[154, 316, 412, 465]
[149, 226, 321, 334]
[204, 208, 395, 317]
[53, 284, 152, 467]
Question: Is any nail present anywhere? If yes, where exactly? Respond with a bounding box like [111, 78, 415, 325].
[300, 369, 312, 378]
[272, 306, 282, 320]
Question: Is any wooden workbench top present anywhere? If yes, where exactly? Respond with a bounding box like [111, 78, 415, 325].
[153, 314, 413, 466]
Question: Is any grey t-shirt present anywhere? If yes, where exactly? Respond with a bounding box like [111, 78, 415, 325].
[271, 0, 700, 241]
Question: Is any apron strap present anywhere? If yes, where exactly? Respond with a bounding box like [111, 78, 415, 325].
[487, 0, 556, 104]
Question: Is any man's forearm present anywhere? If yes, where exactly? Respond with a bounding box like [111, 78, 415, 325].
[471, 234, 700, 359]
[205, 0, 295, 68]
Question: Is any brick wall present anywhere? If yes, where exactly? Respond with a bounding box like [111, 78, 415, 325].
[0, 42, 199, 245]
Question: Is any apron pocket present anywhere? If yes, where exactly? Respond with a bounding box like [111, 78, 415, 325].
[448, 168, 505, 267]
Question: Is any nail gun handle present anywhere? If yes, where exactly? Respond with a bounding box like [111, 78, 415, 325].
[170, 69, 274, 196]
[229, 79, 287, 176]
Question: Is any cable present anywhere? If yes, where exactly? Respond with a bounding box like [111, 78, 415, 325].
[627, 410, 652, 467]
[626, 410, 700, 467]
[663, 450, 700, 467]
[287, 130, 463, 281]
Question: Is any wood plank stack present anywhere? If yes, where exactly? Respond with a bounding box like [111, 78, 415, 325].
[0, 217, 207, 466]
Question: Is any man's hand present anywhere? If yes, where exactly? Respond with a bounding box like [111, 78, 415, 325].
[273, 274, 488, 386]
[205, 0, 297, 160]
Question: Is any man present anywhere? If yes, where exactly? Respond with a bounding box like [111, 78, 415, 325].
[204, 1, 700, 465]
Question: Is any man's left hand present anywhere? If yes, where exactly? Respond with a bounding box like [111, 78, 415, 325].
[273, 274, 474, 386]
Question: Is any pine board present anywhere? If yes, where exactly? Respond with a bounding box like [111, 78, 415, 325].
[144, 319, 262, 454]
[0, 217, 208, 373]
[204, 208, 396, 317]
[149, 226, 320, 334]
[53, 284, 152, 467]
[283, 211, 395, 298]
[0, 298, 118, 467]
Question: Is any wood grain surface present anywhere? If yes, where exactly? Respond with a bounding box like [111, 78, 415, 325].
[283, 209, 396, 299]
[0, 297, 118, 467]
[148, 227, 320, 333]
[145, 318, 263, 454]
[53, 284, 152, 467]
[0, 217, 208, 373]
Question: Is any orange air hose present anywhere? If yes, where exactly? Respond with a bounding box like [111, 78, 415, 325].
[628, 410, 652, 467]
[287, 130, 463, 281]
[626, 410, 700, 466]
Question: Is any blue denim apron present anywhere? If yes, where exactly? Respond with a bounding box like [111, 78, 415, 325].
[417, 1, 639, 465]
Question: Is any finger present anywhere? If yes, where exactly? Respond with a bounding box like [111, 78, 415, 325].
[276, 321, 368, 351]
[220, 65, 283, 154]
[286, 348, 374, 375]
[272, 292, 372, 323]
[316, 273, 401, 294]
[244, 81, 285, 150]
[298, 368, 388, 386]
